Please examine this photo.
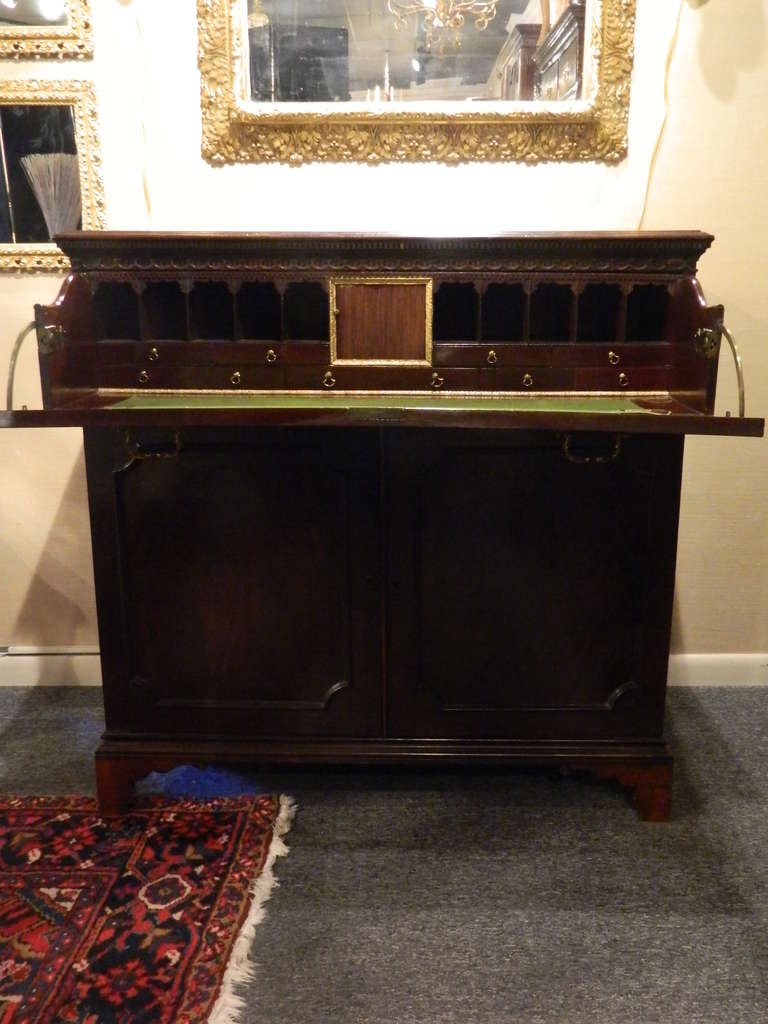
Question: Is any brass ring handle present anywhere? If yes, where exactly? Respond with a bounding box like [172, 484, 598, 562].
[323, 370, 336, 388]
[618, 372, 628, 388]
[265, 348, 277, 365]
[138, 370, 149, 385]
[563, 434, 622, 465]
[608, 350, 620, 366]
[230, 370, 241, 386]
[522, 373, 534, 388]
[430, 372, 445, 390]
[486, 349, 498, 366]
[148, 346, 159, 362]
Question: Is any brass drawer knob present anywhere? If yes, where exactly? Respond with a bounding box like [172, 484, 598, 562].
[148, 346, 159, 362]
[230, 370, 242, 386]
[265, 348, 277, 365]
[430, 372, 445, 390]
[522, 373, 534, 388]
[487, 349, 498, 366]
[138, 370, 149, 385]
[618, 372, 628, 388]
[608, 350, 620, 366]
[322, 370, 336, 388]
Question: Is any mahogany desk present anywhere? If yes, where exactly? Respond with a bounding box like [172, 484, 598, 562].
[3, 231, 762, 818]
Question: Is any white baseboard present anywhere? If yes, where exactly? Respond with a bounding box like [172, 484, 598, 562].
[0, 647, 102, 687]
[1, 648, 767, 689]
[667, 654, 768, 687]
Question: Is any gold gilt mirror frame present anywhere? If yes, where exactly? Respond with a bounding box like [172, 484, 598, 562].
[0, 80, 104, 272]
[198, 0, 636, 164]
[0, 0, 92, 60]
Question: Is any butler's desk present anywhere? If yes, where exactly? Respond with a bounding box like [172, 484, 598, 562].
[4, 232, 763, 817]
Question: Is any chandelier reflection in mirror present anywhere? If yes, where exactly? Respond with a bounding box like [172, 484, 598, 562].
[388, 0, 499, 54]
[243, 0, 587, 104]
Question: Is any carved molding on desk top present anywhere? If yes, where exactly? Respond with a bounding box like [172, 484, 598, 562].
[57, 233, 714, 279]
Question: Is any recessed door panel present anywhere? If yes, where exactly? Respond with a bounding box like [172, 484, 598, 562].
[90, 428, 382, 739]
[385, 429, 682, 741]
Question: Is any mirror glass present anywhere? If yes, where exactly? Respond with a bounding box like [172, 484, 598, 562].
[242, 0, 588, 104]
[0, 104, 80, 243]
[0, 1, 68, 27]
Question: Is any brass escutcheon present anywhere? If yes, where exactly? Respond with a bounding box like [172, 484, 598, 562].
[522, 373, 534, 388]
[37, 324, 66, 354]
[430, 372, 445, 389]
[487, 349, 498, 366]
[693, 326, 720, 359]
[608, 350, 620, 365]
[323, 370, 336, 388]
[138, 370, 149, 385]
[265, 348, 277, 364]
[230, 370, 241, 386]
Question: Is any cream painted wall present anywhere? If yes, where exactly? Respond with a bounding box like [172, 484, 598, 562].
[0, 0, 765, 655]
[641, 0, 768, 653]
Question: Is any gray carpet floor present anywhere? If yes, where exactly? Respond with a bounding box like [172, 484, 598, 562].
[0, 686, 766, 1023]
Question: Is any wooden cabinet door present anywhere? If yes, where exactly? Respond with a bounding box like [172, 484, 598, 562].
[384, 429, 683, 742]
[86, 427, 382, 740]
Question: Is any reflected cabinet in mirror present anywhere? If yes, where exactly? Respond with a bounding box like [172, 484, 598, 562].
[0, 81, 104, 271]
[0, 0, 92, 59]
[199, 0, 635, 163]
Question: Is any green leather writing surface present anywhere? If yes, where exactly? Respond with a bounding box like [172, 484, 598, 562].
[113, 394, 649, 414]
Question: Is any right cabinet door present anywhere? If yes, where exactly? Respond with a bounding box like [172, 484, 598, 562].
[385, 428, 684, 742]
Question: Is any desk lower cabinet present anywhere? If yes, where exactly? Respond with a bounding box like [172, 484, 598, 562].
[86, 424, 681, 819]
[3, 230, 762, 819]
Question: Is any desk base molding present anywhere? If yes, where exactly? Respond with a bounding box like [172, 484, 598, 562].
[94, 737, 672, 822]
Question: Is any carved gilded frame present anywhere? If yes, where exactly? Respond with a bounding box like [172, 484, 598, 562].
[0, 79, 105, 271]
[0, 0, 92, 60]
[198, 0, 636, 165]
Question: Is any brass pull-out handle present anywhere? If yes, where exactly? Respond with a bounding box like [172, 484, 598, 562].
[563, 434, 622, 465]
[230, 370, 242, 386]
[430, 372, 445, 389]
[138, 370, 150, 385]
[618, 372, 628, 388]
[323, 370, 336, 388]
[608, 350, 620, 366]
[148, 346, 160, 362]
[265, 348, 277, 364]
[719, 324, 746, 418]
[487, 349, 498, 366]
[522, 373, 534, 388]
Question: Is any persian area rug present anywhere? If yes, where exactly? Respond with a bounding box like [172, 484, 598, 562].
[0, 792, 295, 1023]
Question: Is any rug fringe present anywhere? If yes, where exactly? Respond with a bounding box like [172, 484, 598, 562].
[208, 793, 297, 1024]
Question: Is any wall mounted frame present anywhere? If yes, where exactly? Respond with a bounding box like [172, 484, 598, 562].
[0, 79, 104, 271]
[198, 0, 636, 165]
[0, 0, 92, 60]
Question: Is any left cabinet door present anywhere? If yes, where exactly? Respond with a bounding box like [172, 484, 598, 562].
[85, 426, 382, 740]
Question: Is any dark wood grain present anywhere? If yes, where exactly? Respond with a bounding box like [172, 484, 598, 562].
[335, 282, 428, 362]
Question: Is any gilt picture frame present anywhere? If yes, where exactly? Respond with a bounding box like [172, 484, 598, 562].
[0, 79, 104, 272]
[198, 0, 636, 165]
[0, 0, 93, 60]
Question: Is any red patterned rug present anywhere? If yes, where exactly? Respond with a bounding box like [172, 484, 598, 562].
[0, 793, 294, 1023]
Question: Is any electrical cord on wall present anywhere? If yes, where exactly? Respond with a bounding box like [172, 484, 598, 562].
[5, 320, 36, 411]
[638, 0, 685, 228]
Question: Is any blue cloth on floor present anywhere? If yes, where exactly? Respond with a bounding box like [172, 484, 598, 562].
[135, 765, 266, 798]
